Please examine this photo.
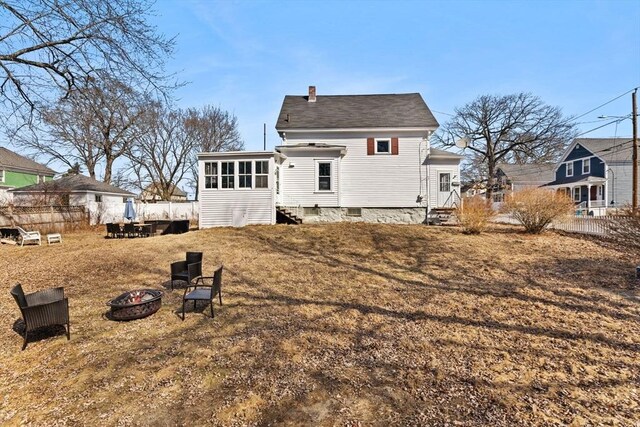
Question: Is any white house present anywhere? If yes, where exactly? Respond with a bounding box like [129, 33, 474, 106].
[10, 174, 135, 223]
[198, 87, 462, 228]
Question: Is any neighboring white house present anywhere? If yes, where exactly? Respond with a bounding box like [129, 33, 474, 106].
[10, 174, 135, 223]
[198, 87, 462, 228]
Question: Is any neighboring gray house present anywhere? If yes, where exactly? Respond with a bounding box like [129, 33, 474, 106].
[494, 163, 557, 201]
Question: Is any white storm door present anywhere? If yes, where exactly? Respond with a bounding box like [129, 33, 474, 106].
[437, 172, 452, 207]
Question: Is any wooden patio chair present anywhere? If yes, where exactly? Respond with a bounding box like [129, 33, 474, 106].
[170, 251, 203, 290]
[10, 284, 70, 350]
[15, 226, 41, 246]
[181, 264, 222, 320]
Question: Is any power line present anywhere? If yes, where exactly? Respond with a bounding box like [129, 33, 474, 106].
[572, 87, 638, 121]
[575, 117, 628, 137]
[432, 109, 455, 117]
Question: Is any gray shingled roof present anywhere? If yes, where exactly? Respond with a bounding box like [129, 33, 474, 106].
[276, 93, 438, 130]
[574, 138, 633, 163]
[428, 148, 464, 159]
[10, 174, 134, 195]
[0, 147, 56, 175]
[497, 163, 556, 185]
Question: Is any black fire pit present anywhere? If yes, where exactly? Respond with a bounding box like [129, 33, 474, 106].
[107, 289, 163, 321]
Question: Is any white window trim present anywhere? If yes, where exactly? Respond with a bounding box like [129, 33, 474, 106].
[374, 138, 391, 155]
[255, 160, 269, 189]
[237, 160, 253, 190]
[204, 161, 219, 190]
[573, 187, 581, 202]
[439, 172, 452, 192]
[582, 159, 590, 174]
[566, 161, 574, 177]
[315, 159, 334, 193]
[220, 160, 235, 190]
[0, 169, 4, 183]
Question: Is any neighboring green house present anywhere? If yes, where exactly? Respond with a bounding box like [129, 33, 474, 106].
[0, 147, 56, 193]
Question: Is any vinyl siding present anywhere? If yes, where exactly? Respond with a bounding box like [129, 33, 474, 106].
[198, 155, 275, 228]
[609, 162, 638, 207]
[426, 159, 459, 208]
[282, 133, 432, 208]
[279, 151, 340, 207]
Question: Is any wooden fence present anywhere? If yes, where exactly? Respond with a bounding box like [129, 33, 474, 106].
[0, 205, 89, 233]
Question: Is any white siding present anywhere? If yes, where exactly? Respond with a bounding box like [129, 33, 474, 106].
[426, 159, 460, 208]
[198, 154, 275, 228]
[279, 151, 340, 207]
[282, 132, 434, 208]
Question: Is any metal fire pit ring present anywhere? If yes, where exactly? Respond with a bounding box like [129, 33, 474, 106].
[107, 289, 163, 321]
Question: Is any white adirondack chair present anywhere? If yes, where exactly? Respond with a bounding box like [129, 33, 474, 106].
[16, 227, 41, 246]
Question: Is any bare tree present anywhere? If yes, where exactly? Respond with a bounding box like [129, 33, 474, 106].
[434, 93, 576, 199]
[0, 0, 175, 122]
[185, 105, 244, 199]
[12, 74, 146, 182]
[126, 103, 195, 201]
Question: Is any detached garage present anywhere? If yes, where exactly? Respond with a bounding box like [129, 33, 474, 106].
[198, 151, 278, 228]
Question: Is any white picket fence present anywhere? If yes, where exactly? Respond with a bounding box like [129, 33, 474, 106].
[495, 214, 630, 236]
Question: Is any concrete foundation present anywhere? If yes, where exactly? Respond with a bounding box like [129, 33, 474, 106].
[301, 207, 427, 224]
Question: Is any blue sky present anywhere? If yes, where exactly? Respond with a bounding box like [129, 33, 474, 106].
[153, 0, 640, 151]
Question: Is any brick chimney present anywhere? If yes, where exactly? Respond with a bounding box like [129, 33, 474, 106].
[308, 86, 316, 102]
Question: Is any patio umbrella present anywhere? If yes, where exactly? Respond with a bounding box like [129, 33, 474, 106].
[124, 198, 136, 223]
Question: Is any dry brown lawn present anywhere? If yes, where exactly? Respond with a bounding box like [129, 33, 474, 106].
[0, 223, 638, 426]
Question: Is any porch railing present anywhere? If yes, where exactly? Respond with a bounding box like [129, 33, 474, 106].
[441, 189, 461, 209]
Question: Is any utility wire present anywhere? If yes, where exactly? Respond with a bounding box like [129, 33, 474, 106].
[572, 87, 638, 121]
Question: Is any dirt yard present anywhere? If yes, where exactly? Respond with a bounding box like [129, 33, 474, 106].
[0, 223, 638, 426]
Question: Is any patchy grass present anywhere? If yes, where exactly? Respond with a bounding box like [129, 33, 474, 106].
[0, 223, 638, 426]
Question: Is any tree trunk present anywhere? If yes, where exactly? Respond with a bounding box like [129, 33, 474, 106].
[486, 160, 495, 201]
[103, 157, 114, 183]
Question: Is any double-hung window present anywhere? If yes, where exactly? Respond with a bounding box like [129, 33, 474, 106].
[582, 159, 590, 174]
[317, 161, 332, 191]
[573, 187, 581, 202]
[0, 169, 4, 183]
[95, 194, 102, 203]
[221, 161, 235, 189]
[239, 161, 252, 188]
[204, 162, 218, 189]
[255, 161, 269, 188]
[566, 161, 574, 177]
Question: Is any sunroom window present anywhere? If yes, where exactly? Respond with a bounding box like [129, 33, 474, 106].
[221, 161, 235, 189]
[255, 161, 269, 188]
[239, 161, 252, 188]
[204, 162, 218, 189]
